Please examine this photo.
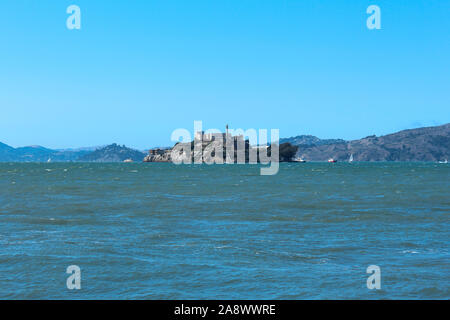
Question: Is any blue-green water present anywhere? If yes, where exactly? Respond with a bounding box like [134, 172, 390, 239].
[0, 162, 448, 299]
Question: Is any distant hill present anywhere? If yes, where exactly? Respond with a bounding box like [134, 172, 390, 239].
[14, 145, 58, 162]
[0, 143, 91, 162]
[280, 135, 346, 146]
[0, 142, 16, 161]
[292, 124, 450, 161]
[56, 146, 105, 152]
[0, 142, 144, 162]
[1, 123, 449, 162]
[0, 143, 100, 162]
[78, 144, 146, 162]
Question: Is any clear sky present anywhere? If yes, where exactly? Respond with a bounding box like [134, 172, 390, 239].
[0, 0, 449, 149]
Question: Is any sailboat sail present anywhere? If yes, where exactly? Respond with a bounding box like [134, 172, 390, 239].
[349, 154, 353, 162]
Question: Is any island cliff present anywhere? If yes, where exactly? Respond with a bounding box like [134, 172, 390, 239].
[144, 131, 298, 163]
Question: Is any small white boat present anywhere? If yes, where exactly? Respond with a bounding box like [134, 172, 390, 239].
[438, 159, 448, 164]
[328, 158, 337, 163]
[47, 158, 52, 163]
[349, 154, 354, 163]
[123, 159, 133, 163]
[293, 157, 306, 163]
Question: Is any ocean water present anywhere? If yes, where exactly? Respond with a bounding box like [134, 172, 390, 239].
[0, 162, 448, 299]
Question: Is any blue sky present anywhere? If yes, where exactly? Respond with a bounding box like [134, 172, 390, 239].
[0, 0, 449, 149]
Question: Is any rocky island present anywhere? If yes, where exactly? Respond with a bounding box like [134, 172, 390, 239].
[143, 130, 298, 163]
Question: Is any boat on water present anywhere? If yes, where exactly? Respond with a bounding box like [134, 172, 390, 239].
[349, 154, 354, 163]
[47, 158, 52, 163]
[293, 157, 306, 163]
[123, 159, 133, 163]
[328, 158, 337, 163]
[438, 159, 448, 164]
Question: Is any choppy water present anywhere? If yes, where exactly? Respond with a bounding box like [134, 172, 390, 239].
[0, 162, 448, 299]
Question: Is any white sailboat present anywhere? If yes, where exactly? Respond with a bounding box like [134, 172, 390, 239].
[349, 154, 353, 163]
